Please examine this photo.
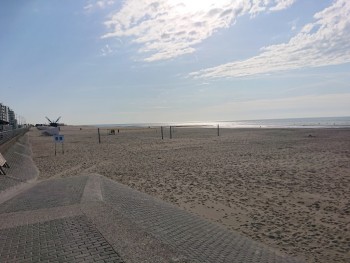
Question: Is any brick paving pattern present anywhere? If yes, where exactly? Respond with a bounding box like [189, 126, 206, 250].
[0, 215, 124, 263]
[0, 176, 88, 214]
[1, 135, 38, 187]
[102, 178, 303, 263]
[0, 177, 19, 192]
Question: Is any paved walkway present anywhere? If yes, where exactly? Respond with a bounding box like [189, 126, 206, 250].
[0, 136, 305, 263]
[0, 135, 38, 192]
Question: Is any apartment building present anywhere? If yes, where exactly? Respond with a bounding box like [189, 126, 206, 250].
[0, 103, 9, 124]
[8, 109, 17, 129]
[0, 103, 19, 130]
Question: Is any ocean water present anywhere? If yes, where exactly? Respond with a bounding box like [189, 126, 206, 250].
[97, 116, 350, 129]
[216, 116, 350, 128]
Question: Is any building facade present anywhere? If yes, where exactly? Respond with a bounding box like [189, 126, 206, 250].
[0, 103, 9, 124]
[0, 103, 19, 130]
[8, 109, 17, 129]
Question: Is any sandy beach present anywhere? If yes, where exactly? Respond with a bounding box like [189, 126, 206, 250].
[29, 126, 350, 263]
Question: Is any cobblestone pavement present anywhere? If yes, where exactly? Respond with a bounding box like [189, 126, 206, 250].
[0, 215, 124, 263]
[0, 134, 39, 192]
[0, 138, 305, 262]
[0, 176, 88, 214]
[101, 177, 303, 263]
[0, 177, 19, 193]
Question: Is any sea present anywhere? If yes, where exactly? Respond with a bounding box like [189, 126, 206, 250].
[97, 116, 350, 129]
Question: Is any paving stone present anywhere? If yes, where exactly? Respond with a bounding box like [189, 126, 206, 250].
[0, 215, 124, 263]
[3, 135, 38, 182]
[0, 176, 88, 214]
[101, 177, 303, 263]
[0, 177, 19, 192]
[0, 134, 39, 193]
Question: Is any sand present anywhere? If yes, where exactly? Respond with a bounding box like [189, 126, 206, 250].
[29, 126, 350, 263]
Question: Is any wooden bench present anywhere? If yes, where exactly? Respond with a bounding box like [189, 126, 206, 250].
[0, 152, 9, 175]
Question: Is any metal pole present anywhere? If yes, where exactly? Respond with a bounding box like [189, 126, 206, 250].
[217, 124, 220, 136]
[161, 126, 163, 140]
[170, 126, 172, 139]
[98, 128, 101, 144]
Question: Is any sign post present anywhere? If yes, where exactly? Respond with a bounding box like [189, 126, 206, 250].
[54, 135, 65, 155]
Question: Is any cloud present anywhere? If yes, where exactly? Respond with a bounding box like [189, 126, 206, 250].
[84, 0, 115, 12]
[101, 44, 113, 56]
[191, 0, 350, 79]
[269, 0, 296, 11]
[102, 0, 296, 61]
[289, 18, 299, 31]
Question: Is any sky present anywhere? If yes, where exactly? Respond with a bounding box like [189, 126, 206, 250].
[0, 0, 349, 125]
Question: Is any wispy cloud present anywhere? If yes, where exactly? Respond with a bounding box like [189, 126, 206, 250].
[269, 0, 296, 11]
[84, 0, 115, 12]
[101, 44, 113, 56]
[102, 0, 296, 61]
[289, 18, 299, 31]
[191, 0, 350, 79]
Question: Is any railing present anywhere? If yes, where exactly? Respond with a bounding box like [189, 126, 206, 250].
[0, 128, 29, 146]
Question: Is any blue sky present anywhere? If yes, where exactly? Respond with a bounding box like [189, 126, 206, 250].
[0, 0, 349, 125]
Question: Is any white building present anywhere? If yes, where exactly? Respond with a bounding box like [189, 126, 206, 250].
[0, 103, 9, 124]
[0, 103, 19, 130]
